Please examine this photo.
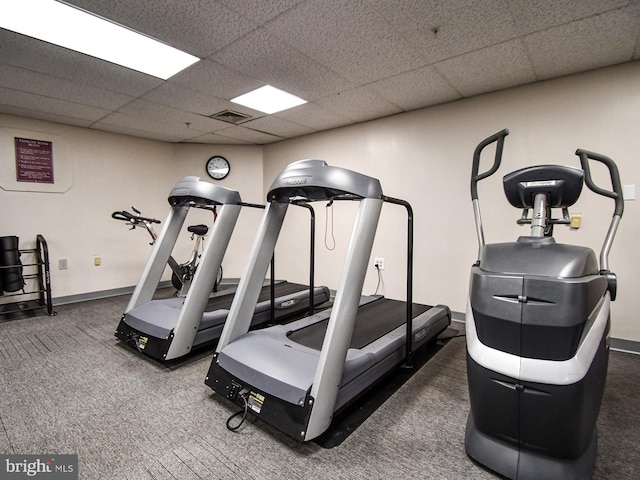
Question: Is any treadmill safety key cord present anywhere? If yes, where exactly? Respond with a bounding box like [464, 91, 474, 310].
[226, 388, 250, 432]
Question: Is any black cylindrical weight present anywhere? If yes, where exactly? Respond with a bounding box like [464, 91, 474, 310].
[0, 236, 25, 293]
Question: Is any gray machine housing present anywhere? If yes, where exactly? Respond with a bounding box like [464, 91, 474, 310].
[466, 238, 609, 477]
[465, 130, 624, 479]
[116, 175, 330, 361]
[116, 176, 243, 360]
[206, 159, 450, 441]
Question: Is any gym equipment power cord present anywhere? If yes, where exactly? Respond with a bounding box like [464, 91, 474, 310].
[325, 200, 335, 250]
[371, 264, 463, 339]
[374, 264, 385, 295]
[438, 331, 466, 340]
[226, 391, 249, 432]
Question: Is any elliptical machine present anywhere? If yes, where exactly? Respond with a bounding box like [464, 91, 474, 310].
[465, 129, 624, 479]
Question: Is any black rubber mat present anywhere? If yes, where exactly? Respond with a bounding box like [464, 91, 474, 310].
[204, 281, 309, 312]
[288, 298, 431, 350]
[314, 327, 459, 448]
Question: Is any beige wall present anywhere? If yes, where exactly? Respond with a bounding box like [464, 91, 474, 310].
[1, 61, 638, 342]
[263, 61, 640, 342]
[168, 143, 264, 279]
[0, 115, 262, 299]
[0, 117, 171, 298]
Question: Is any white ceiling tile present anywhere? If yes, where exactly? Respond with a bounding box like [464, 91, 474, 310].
[217, 0, 306, 25]
[265, 1, 424, 83]
[314, 87, 403, 123]
[508, 0, 630, 34]
[214, 125, 284, 144]
[0, 0, 637, 144]
[370, 0, 519, 63]
[0, 64, 133, 110]
[182, 133, 252, 145]
[142, 83, 236, 118]
[242, 116, 317, 138]
[169, 60, 263, 100]
[95, 110, 218, 142]
[0, 106, 95, 129]
[0, 30, 163, 97]
[65, 0, 256, 57]
[436, 40, 536, 97]
[114, 100, 230, 133]
[524, 6, 640, 79]
[211, 29, 356, 101]
[0, 88, 111, 122]
[274, 103, 354, 131]
[91, 121, 184, 143]
[367, 66, 462, 110]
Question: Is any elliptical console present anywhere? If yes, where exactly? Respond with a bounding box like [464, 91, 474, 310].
[465, 129, 624, 479]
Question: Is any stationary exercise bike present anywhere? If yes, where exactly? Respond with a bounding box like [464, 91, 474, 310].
[465, 129, 624, 479]
[112, 206, 222, 296]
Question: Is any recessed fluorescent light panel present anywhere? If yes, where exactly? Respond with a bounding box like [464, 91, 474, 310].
[231, 85, 307, 114]
[0, 0, 199, 80]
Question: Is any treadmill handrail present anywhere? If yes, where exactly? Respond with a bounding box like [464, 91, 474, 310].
[292, 201, 316, 317]
[267, 202, 317, 321]
[381, 195, 414, 368]
[229, 200, 317, 322]
[213, 160, 418, 441]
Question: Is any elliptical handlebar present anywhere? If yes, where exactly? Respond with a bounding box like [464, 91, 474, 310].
[575, 149, 624, 276]
[470, 129, 509, 262]
[471, 128, 510, 200]
[575, 149, 624, 217]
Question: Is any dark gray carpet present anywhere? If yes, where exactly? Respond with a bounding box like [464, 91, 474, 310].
[0, 293, 638, 479]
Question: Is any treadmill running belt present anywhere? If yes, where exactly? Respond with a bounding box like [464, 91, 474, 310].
[204, 282, 309, 312]
[288, 298, 431, 350]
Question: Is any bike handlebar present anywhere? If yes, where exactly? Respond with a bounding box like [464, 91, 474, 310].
[111, 211, 132, 222]
[111, 209, 161, 225]
[470, 129, 510, 200]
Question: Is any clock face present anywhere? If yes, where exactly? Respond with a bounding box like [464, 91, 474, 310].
[206, 156, 230, 180]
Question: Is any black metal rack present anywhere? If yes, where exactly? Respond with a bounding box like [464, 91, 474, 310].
[0, 234, 54, 318]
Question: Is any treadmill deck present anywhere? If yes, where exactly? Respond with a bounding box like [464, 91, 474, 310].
[289, 298, 431, 350]
[216, 296, 450, 407]
[122, 281, 326, 339]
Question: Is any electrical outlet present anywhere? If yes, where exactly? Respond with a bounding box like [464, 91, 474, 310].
[374, 257, 385, 270]
[58, 258, 68, 270]
[623, 184, 636, 200]
[570, 215, 582, 229]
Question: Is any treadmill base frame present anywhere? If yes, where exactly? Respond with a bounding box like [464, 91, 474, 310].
[205, 303, 451, 442]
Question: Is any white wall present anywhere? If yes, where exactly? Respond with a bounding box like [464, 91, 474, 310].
[0, 116, 173, 298]
[263, 61, 640, 342]
[169, 143, 264, 279]
[1, 61, 637, 342]
[0, 115, 263, 300]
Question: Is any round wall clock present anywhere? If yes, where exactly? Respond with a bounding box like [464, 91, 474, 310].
[206, 155, 230, 180]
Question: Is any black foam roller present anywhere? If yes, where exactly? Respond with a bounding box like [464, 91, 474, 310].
[0, 236, 25, 293]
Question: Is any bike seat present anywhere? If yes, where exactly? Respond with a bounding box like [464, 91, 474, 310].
[188, 224, 208, 236]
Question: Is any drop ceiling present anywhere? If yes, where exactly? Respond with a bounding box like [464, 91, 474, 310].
[1, 0, 639, 145]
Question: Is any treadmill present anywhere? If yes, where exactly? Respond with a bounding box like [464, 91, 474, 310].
[115, 176, 330, 361]
[205, 160, 451, 441]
